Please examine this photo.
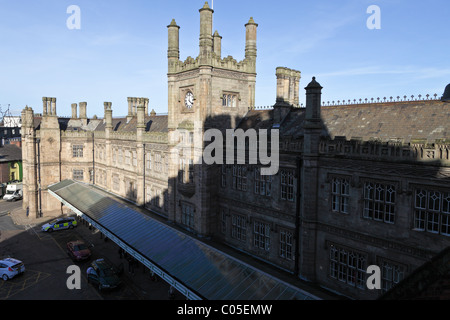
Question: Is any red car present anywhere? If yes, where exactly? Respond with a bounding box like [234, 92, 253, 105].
[67, 240, 92, 261]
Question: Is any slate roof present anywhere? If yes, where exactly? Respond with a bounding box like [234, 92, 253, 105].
[30, 99, 449, 142]
[0, 144, 22, 163]
[239, 100, 450, 143]
[33, 115, 168, 134]
[94, 115, 168, 133]
[321, 100, 449, 143]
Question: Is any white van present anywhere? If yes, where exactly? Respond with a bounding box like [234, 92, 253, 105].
[3, 183, 23, 202]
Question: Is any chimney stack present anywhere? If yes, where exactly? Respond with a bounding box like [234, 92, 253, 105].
[137, 98, 145, 129]
[51, 98, 57, 116]
[79, 102, 87, 126]
[275, 67, 301, 107]
[213, 30, 222, 58]
[71, 103, 78, 119]
[42, 97, 49, 115]
[104, 102, 113, 129]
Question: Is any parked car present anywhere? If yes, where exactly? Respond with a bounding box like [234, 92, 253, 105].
[67, 240, 93, 262]
[3, 184, 23, 202]
[0, 258, 25, 281]
[87, 258, 122, 291]
[4, 190, 22, 202]
[42, 217, 77, 233]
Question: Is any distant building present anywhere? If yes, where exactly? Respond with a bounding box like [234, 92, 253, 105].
[0, 144, 22, 184]
[2, 116, 22, 128]
[20, 2, 450, 300]
[0, 126, 21, 147]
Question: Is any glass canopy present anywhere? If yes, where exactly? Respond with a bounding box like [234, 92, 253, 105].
[48, 180, 319, 300]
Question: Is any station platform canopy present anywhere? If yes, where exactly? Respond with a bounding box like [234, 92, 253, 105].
[48, 180, 319, 300]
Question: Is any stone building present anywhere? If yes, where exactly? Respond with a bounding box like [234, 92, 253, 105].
[21, 2, 450, 299]
[0, 143, 22, 184]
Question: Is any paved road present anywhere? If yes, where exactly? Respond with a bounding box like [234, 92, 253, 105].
[0, 199, 24, 231]
[0, 200, 184, 300]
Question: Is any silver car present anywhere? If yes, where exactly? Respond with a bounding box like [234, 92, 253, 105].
[0, 258, 25, 281]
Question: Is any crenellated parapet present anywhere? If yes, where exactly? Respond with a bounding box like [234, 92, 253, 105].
[319, 137, 450, 163]
[171, 56, 200, 73]
[61, 130, 92, 139]
[212, 55, 255, 73]
[170, 54, 257, 75]
[143, 132, 169, 144]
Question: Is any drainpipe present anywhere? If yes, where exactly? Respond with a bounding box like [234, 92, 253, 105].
[92, 133, 95, 185]
[36, 138, 42, 218]
[143, 143, 146, 208]
[294, 156, 302, 277]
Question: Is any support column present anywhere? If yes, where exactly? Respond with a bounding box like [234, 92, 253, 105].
[299, 77, 323, 282]
[136, 99, 145, 206]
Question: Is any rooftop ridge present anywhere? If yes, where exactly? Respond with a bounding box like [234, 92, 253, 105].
[322, 93, 442, 107]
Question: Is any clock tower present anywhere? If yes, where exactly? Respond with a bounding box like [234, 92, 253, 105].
[166, 2, 258, 237]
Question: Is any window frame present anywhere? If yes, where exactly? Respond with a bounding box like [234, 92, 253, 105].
[413, 187, 450, 236]
[232, 165, 247, 191]
[331, 176, 350, 214]
[329, 243, 367, 290]
[231, 214, 247, 242]
[72, 169, 84, 181]
[254, 167, 272, 197]
[253, 221, 271, 251]
[362, 181, 396, 224]
[279, 229, 293, 260]
[72, 145, 84, 158]
[181, 203, 195, 229]
[280, 169, 295, 202]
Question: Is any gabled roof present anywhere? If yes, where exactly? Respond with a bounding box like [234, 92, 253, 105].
[0, 144, 22, 163]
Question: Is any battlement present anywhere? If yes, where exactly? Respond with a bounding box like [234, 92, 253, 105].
[319, 137, 450, 164]
[168, 2, 257, 75]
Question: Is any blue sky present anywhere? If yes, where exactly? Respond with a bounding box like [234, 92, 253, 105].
[0, 0, 448, 118]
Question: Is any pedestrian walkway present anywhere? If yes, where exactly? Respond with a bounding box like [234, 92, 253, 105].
[8, 205, 59, 228]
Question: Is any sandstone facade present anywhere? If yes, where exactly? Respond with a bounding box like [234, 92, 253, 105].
[21, 2, 450, 299]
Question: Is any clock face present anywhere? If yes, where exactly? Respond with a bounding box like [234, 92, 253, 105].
[184, 91, 194, 109]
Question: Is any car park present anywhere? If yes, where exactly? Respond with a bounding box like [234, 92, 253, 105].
[67, 240, 93, 262]
[87, 258, 122, 291]
[0, 258, 25, 281]
[42, 217, 77, 233]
